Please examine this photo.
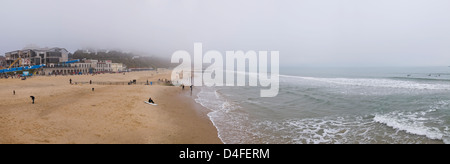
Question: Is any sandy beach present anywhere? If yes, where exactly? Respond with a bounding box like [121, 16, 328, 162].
[0, 71, 222, 144]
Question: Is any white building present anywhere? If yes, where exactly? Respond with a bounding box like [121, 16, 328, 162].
[41, 59, 125, 75]
[111, 63, 125, 72]
[76, 59, 125, 72]
[95, 60, 112, 72]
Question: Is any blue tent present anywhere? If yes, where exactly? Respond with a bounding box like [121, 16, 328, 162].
[0, 64, 46, 74]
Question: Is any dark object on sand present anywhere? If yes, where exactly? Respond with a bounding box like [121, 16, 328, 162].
[148, 97, 155, 104]
[70, 79, 72, 84]
[13, 90, 15, 95]
[92, 88, 95, 92]
[30, 96, 35, 104]
[90, 80, 92, 84]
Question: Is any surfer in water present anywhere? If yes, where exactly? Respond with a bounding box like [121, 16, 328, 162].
[148, 97, 155, 104]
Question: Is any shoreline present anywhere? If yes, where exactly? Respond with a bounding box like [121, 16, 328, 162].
[0, 71, 222, 144]
[190, 87, 226, 144]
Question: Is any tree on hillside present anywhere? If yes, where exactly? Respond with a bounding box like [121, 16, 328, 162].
[71, 50, 172, 68]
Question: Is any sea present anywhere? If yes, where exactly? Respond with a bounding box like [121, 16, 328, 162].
[195, 67, 450, 144]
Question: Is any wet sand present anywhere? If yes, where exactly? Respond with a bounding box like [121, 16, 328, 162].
[0, 71, 222, 144]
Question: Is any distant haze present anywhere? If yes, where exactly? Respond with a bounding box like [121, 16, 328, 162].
[1, 0, 450, 67]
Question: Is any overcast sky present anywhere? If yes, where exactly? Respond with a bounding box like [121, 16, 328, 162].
[1, 0, 449, 67]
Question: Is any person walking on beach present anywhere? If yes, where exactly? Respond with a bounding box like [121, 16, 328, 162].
[92, 88, 95, 92]
[182, 84, 185, 90]
[13, 90, 15, 95]
[190, 85, 193, 96]
[70, 79, 72, 84]
[30, 96, 35, 104]
[90, 80, 92, 84]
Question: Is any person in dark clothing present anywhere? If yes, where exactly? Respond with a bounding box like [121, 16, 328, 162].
[30, 96, 35, 104]
[148, 97, 155, 104]
[13, 90, 15, 95]
[92, 88, 95, 92]
[90, 80, 92, 84]
[70, 79, 72, 84]
[182, 84, 185, 90]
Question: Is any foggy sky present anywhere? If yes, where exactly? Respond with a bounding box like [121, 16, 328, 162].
[1, 0, 450, 67]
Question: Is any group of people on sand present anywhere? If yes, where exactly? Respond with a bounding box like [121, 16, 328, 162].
[180, 84, 194, 96]
[180, 84, 193, 91]
[158, 78, 172, 84]
[12, 90, 35, 104]
[146, 84, 194, 104]
[69, 79, 93, 85]
[146, 83, 195, 105]
[11, 90, 35, 104]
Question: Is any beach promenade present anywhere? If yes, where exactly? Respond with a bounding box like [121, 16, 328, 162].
[0, 71, 221, 144]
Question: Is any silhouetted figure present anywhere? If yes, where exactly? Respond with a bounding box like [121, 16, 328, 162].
[190, 85, 193, 96]
[70, 79, 72, 84]
[30, 96, 35, 104]
[13, 90, 15, 95]
[182, 84, 185, 90]
[92, 88, 95, 92]
[148, 97, 155, 104]
[90, 80, 92, 84]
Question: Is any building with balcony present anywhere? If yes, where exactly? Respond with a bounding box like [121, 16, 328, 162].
[4, 47, 69, 68]
[0, 56, 5, 68]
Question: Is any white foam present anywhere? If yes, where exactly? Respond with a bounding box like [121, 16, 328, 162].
[374, 110, 448, 142]
[280, 75, 450, 90]
[195, 87, 244, 144]
[279, 117, 375, 144]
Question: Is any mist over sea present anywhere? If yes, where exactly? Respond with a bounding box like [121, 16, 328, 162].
[196, 67, 450, 144]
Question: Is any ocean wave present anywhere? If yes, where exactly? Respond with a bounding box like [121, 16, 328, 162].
[195, 87, 243, 144]
[256, 115, 446, 144]
[194, 81, 450, 144]
[281, 117, 373, 144]
[373, 107, 449, 143]
[280, 75, 450, 90]
[390, 77, 450, 82]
